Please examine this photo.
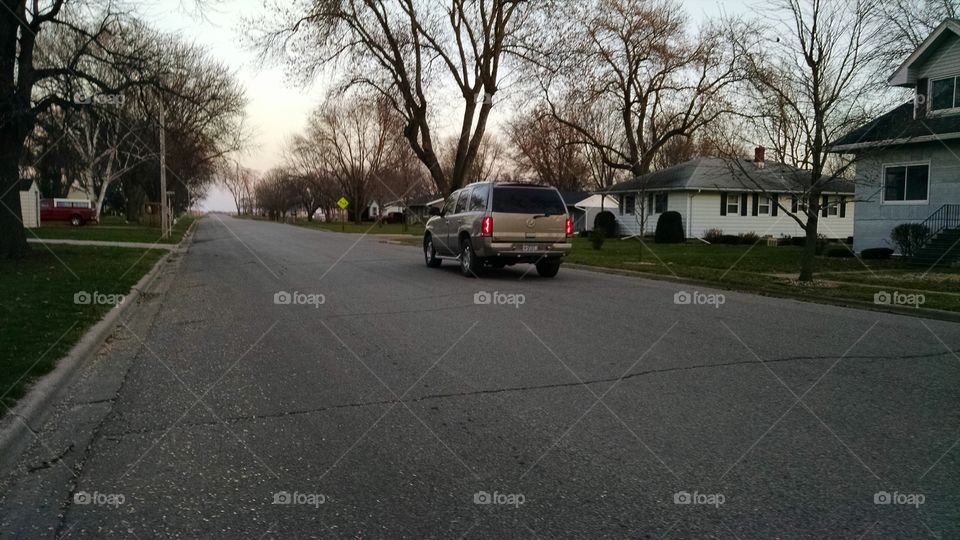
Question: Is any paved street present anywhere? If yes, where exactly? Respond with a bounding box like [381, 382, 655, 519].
[2, 215, 958, 538]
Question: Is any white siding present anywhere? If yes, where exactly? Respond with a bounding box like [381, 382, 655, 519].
[917, 34, 960, 81]
[19, 185, 40, 228]
[851, 141, 960, 253]
[612, 190, 854, 239]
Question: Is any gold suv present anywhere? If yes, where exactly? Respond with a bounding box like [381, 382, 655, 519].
[423, 182, 573, 277]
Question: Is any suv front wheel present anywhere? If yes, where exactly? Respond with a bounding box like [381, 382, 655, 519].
[459, 236, 481, 277]
[424, 234, 442, 268]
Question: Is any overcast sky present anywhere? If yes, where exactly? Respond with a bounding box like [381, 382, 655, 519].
[145, 0, 750, 210]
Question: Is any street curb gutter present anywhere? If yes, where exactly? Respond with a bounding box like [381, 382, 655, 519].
[0, 217, 201, 468]
[565, 263, 960, 324]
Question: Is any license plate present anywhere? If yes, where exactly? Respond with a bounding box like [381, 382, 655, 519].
[521, 244, 540, 252]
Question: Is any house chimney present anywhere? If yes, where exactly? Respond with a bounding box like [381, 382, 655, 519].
[754, 146, 766, 165]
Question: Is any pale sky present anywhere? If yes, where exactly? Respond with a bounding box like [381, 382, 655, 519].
[144, 0, 749, 211]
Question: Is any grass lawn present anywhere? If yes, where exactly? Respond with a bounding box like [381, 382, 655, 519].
[0, 245, 165, 413]
[566, 237, 960, 312]
[32, 214, 197, 244]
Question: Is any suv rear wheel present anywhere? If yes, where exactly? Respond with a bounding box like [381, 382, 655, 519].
[459, 236, 481, 277]
[535, 259, 561, 278]
[423, 234, 442, 268]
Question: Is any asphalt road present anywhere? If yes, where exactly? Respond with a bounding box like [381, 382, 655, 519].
[2, 215, 958, 539]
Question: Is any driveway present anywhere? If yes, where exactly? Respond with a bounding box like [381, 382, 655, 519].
[1, 214, 957, 538]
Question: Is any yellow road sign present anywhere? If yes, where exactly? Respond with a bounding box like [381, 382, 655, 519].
[337, 197, 350, 209]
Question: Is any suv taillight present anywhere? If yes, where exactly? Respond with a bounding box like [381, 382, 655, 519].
[481, 216, 493, 237]
[565, 217, 573, 237]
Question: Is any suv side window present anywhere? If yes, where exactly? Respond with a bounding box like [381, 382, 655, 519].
[454, 188, 471, 214]
[442, 192, 459, 215]
[469, 184, 489, 212]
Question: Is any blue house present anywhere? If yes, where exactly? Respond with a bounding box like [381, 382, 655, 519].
[832, 19, 960, 264]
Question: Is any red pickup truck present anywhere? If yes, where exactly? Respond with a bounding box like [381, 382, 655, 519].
[40, 199, 98, 226]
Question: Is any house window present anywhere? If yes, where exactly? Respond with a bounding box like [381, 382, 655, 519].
[654, 193, 668, 214]
[883, 163, 929, 203]
[624, 195, 636, 215]
[931, 77, 960, 111]
[758, 196, 771, 215]
[726, 193, 740, 215]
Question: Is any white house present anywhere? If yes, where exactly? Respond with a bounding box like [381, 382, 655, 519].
[831, 19, 960, 262]
[18, 179, 40, 228]
[602, 152, 855, 240]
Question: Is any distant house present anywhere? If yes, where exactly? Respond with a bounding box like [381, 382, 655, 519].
[18, 179, 40, 228]
[831, 19, 960, 260]
[558, 191, 619, 233]
[602, 152, 855, 239]
[395, 194, 443, 225]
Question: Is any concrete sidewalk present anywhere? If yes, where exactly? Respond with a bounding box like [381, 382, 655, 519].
[27, 238, 174, 250]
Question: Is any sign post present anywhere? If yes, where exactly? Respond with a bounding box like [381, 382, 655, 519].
[337, 197, 350, 232]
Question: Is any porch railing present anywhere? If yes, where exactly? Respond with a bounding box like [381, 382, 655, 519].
[919, 204, 960, 239]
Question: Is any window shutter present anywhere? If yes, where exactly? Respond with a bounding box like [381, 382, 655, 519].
[648, 193, 654, 215]
[772, 194, 779, 216]
[791, 195, 798, 213]
[752, 194, 759, 216]
[740, 193, 748, 216]
[821, 195, 829, 218]
[720, 193, 727, 216]
[839, 196, 847, 218]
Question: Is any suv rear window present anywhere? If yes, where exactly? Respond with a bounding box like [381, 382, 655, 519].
[491, 187, 566, 215]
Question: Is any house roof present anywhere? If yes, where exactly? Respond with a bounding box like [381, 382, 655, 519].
[601, 157, 853, 195]
[558, 191, 591, 206]
[18, 179, 36, 192]
[831, 101, 960, 150]
[888, 19, 960, 86]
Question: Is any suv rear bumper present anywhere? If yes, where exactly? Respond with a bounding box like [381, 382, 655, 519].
[475, 239, 572, 259]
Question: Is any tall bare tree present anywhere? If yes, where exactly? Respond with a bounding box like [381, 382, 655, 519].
[257, 0, 533, 196]
[536, 0, 747, 179]
[732, 0, 886, 282]
[1, 3, 164, 258]
[508, 105, 589, 191]
[306, 95, 394, 223]
[220, 161, 257, 215]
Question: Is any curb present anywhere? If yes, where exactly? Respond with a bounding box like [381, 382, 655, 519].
[564, 263, 960, 324]
[0, 217, 202, 467]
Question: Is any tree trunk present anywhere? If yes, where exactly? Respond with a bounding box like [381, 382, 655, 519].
[0, 132, 29, 259]
[798, 197, 820, 282]
[0, 159, 28, 259]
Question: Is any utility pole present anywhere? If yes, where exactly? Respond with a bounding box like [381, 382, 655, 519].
[159, 99, 169, 239]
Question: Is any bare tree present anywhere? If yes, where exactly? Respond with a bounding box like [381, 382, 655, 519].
[220, 161, 257, 215]
[536, 0, 747, 179]
[256, 0, 533, 196]
[0, 3, 166, 258]
[731, 0, 886, 282]
[438, 132, 506, 186]
[875, 0, 960, 68]
[306, 95, 394, 223]
[508, 105, 589, 191]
